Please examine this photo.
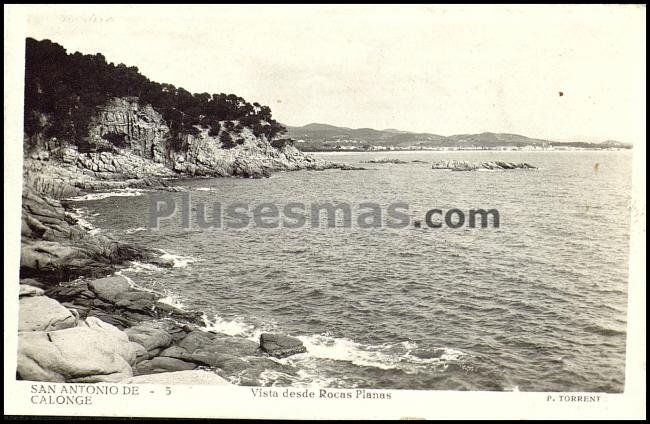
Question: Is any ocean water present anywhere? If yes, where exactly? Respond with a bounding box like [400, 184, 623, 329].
[72, 150, 632, 392]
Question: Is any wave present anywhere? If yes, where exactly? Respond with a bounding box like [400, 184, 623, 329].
[292, 334, 467, 372]
[115, 270, 187, 311]
[201, 314, 261, 338]
[199, 312, 467, 377]
[64, 188, 147, 201]
[159, 250, 195, 268]
[66, 208, 102, 235]
[119, 261, 166, 273]
[125, 227, 147, 234]
[194, 187, 217, 192]
[158, 293, 186, 310]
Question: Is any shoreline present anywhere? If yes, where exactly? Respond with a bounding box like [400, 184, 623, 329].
[17, 155, 326, 385]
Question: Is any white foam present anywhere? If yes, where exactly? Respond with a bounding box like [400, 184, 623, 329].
[125, 227, 147, 234]
[114, 269, 185, 310]
[159, 250, 195, 268]
[158, 294, 186, 310]
[195, 187, 216, 192]
[201, 313, 260, 338]
[119, 261, 165, 273]
[290, 334, 468, 373]
[66, 208, 100, 234]
[65, 188, 147, 201]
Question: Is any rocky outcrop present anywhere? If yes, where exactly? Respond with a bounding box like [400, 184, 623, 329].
[122, 370, 231, 385]
[431, 160, 536, 171]
[20, 188, 173, 282]
[24, 97, 360, 197]
[259, 333, 307, 358]
[17, 316, 138, 382]
[46, 276, 203, 329]
[168, 126, 358, 178]
[18, 275, 304, 386]
[361, 158, 409, 164]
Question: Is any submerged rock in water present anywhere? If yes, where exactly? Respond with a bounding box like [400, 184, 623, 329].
[361, 158, 409, 164]
[259, 333, 307, 358]
[431, 160, 536, 171]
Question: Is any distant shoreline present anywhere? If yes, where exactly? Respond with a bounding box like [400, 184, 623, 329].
[305, 147, 632, 154]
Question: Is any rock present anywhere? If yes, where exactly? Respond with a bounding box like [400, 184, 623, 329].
[87, 309, 135, 329]
[45, 283, 90, 301]
[17, 317, 137, 382]
[19, 284, 45, 297]
[361, 158, 409, 164]
[121, 370, 231, 385]
[20, 188, 168, 282]
[20, 278, 48, 290]
[259, 333, 307, 358]
[19, 295, 77, 332]
[158, 331, 259, 371]
[124, 322, 173, 351]
[87, 276, 132, 302]
[431, 160, 536, 171]
[133, 357, 197, 375]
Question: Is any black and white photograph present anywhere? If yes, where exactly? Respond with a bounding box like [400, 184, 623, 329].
[4, 4, 646, 420]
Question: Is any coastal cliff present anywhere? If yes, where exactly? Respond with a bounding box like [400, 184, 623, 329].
[25, 96, 353, 200]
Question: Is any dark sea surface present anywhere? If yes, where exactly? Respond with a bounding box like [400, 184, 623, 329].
[71, 150, 632, 392]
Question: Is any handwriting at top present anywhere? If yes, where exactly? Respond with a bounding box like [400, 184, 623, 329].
[59, 14, 113, 24]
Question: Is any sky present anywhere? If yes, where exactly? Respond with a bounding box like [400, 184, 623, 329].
[15, 5, 647, 144]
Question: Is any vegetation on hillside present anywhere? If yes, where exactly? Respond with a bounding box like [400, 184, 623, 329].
[23, 37, 286, 149]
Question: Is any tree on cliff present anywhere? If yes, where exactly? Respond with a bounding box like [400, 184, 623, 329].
[23, 37, 286, 148]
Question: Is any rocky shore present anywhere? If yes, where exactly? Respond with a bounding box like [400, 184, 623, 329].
[18, 186, 310, 384]
[17, 274, 307, 384]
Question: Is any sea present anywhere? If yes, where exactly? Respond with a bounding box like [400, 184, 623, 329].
[68, 150, 632, 392]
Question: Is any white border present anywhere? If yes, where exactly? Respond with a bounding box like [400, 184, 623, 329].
[3, 4, 646, 419]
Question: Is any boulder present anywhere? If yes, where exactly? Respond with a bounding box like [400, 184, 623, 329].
[87, 276, 132, 302]
[19, 284, 45, 297]
[259, 333, 307, 358]
[18, 295, 77, 332]
[124, 322, 173, 351]
[17, 317, 137, 382]
[121, 370, 231, 385]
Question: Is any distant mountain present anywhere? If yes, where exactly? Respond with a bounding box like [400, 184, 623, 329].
[285, 123, 632, 151]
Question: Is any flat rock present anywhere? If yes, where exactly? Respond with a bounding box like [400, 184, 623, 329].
[133, 357, 197, 375]
[124, 322, 173, 352]
[87, 276, 132, 302]
[121, 370, 231, 385]
[259, 333, 307, 358]
[17, 317, 137, 382]
[19, 295, 77, 332]
[19, 284, 45, 297]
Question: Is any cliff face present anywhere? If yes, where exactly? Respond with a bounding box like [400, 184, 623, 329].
[88, 97, 168, 163]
